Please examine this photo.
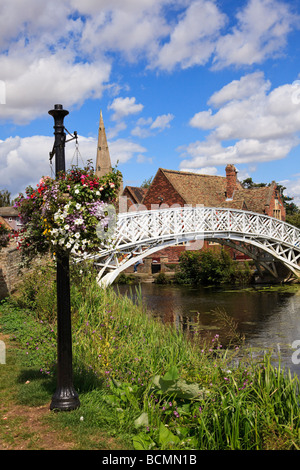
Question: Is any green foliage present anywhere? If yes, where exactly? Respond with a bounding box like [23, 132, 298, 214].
[154, 273, 170, 284]
[13, 261, 57, 323]
[0, 221, 10, 250]
[0, 189, 12, 207]
[176, 249, 252, 286]
[286, 212, 300, 229]
[1, 263, 300, 450]
[140, 176, 153, 188]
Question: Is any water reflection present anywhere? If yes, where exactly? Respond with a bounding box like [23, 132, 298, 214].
[115, 283, 300, 377]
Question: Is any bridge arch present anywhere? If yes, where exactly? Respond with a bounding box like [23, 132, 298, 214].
[84, 206, 300, 286]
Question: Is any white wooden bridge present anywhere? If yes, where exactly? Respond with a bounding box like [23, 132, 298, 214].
[83, 206, 300, 286]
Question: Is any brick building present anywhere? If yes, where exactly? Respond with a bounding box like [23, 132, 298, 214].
[121, 185, 148, 211]
[0, 206, 22, 231]
[142, 165, 285, 221]
[122, 164, 286, 272]
[95, 112, 286, 273]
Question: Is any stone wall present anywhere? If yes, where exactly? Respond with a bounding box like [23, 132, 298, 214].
[0, 244, 23, 298]
[0, 243, 38, 298]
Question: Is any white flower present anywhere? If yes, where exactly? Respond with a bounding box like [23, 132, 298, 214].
[76, 203, 81, 210]
[75, 232, 80, 239]
[96, 191, 100, 196]
[75, 189, 80, 194]
[64, 224, 70, 230]
[66, 242, 71, 249]
[75, 218, 84, 225]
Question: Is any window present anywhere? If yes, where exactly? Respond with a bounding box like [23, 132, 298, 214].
[273, 209, 281, 220]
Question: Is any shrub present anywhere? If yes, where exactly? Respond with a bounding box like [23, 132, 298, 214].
[176, 249, 253, 286]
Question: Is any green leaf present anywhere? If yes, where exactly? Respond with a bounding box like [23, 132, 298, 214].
[163, 366, 179, 381]
[133, 433, 155, 450]
[158, 423, 180, 448]
[134, 412, 149, 429]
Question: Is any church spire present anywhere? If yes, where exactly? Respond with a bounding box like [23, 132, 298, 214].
[95, 110, 112, 178]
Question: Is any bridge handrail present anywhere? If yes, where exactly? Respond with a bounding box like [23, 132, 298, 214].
[116, 206, 300, 246]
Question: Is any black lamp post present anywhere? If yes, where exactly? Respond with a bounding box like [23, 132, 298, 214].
[48, 104, 80, 411]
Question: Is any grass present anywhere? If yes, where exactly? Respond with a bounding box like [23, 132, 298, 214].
[0, 260, 300, 450]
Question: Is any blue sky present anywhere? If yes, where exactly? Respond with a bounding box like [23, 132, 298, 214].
[1, 0, 300, 203]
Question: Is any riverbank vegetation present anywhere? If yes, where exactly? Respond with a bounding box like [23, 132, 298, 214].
[0, 261, 299, 450]
[174, 249, 253, 286]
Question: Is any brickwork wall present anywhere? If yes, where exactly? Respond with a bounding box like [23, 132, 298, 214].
[225, 164, 238, 199]
[266, 194, 286, 221]
[143, 169, 185, 209]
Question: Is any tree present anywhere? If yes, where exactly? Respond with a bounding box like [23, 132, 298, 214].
[141, 176, 153, 188]
[0, 189, 11, 207]
[0, 222, 10, 250]
[242, 178, 267, 188]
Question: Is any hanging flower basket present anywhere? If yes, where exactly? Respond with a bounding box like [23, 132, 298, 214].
[14, 163, 122, 264]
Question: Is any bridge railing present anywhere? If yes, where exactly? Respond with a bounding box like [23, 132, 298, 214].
[114, 206, 300, 249]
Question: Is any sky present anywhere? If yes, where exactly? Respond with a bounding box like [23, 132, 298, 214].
[1, 0, 300, 204]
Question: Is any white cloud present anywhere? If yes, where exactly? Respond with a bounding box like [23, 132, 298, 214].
[136, 153, 153, 164]
[0, 135, 54, 198]
[151, 113, 174, 130]
[213, 0, 299, 69]
[180, 166, 218, 175]
[180, 72, 300, 171]
[153, 0, 226, 71]
[132, 113, 174, 137]
[0, 133, 145, 198]
[283, 177, 300, 206]
[0, 53, 111, 124]
[108, 138, 147, 163]
[108, 97, 144, 121]
[0, 0, 298, 124]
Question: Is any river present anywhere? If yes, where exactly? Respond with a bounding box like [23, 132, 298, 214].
[115, 282, 300, 378]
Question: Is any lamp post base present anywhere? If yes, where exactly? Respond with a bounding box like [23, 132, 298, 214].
[50, 387, 80, 412]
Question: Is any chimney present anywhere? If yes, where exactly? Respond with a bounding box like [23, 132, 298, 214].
[225, 164, 237, 199]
